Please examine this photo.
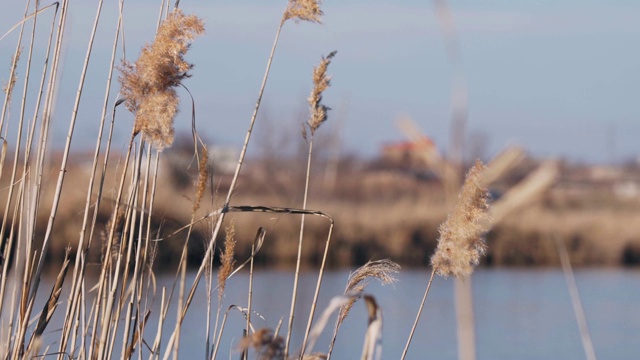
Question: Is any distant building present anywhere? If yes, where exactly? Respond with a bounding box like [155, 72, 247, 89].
[380, 136, 437, 168]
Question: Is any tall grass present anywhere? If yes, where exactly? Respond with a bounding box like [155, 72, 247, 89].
[0, 1, 496, 360]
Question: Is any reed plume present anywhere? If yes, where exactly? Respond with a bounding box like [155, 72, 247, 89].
[2, 47, 21, 96]
[431, 159, 490, 278]
[306, 51, 336, 137]
[337, 259, 398, 327]
[119, 9, 204, 150]
[289, 50, 337, 356]
[326, 260, 398, 360]
[402, 160, 491, 359]
[328, 259, 400, 358]
[192, 145, 209, 215]
[218, 220, 236, 304]
[283, 0, 323, 24]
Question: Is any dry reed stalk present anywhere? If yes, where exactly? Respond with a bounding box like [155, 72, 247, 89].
[150, 287, 168, 360]
[58, 3, 125, 354]
[120, 144, 156, 360]
[26, 0, 99, 330]
[163, 206, 330, 359]
[8, 15, 44, 324]
[26, 2, 59, 148]
[173, 192, 190, 360]
[326, 260, 399, 360]
[162, 2, 326, 356]
[0, 0, 29, 132]
[0, 138, 6, 185]
[301, 295, 350, 357]
[26, 245, 71, 354]
[89, 9, 202, 360]
[212, 220, 236, 358]
[91, 143, 139, 360]
[402, 161, 490, 360]
[0, 0, 31, 320]
[2, 2, 66, 355]
[13, 251, 38, 359]
[0, 152, 21, 323]
[104, 144, 146, 360]
[360, 295, 382, 360]
[205, 243, 214, 360]
[205, 183, 221, 360]
[119, 8, 204, 150]
[290, 50, 336, 358]
[118, 10, 207, 359]
[245, 229, 265, 360]
[2, 181, 25, 358]
[400, 268, 436, 360]
[554, 235, 597, 360]
[211, 305, 245, 359]
[156, 0, 168, 31]
[0, 2, 60, 43]
[5, 3, 47, 354]
[124, 309, 151, 360]
[24, 2, 60, 169]
[16, 0, 39, 166]
[137, 153, 162, 358]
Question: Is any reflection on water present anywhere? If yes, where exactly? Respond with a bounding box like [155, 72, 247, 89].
[34, 268, 640, 359]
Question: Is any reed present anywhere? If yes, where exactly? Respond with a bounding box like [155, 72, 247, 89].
[402, 160, 491, 360]
[0, 2, 505, 360]
[290, 49, 336, 359]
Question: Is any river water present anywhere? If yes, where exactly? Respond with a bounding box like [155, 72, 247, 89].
[159, 268, 640, 359]
[29, 268, 640, 359]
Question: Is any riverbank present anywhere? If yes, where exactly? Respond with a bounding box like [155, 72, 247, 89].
[6, 156, 640, 269]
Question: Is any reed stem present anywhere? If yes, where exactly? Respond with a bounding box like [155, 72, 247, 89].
[401, 267, 437, 360]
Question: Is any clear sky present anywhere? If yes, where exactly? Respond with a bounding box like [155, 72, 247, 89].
[1, 0, 639, 163]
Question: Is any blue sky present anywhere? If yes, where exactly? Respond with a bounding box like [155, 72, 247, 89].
[1, 0, 639, 163]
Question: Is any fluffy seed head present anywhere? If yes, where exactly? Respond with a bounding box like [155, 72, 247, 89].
[338, 259, 399, 327]
[431, 160, 491, 278]
[119, 9, 204, 150]
[283, 0, 323, 23]
[218, 220, 236, 303]
[307, 51, 336, 136]
[192, 145, 209, 215]
[3, 47, 22, 96]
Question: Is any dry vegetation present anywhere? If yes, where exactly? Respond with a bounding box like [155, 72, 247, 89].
[0, 1, 637, 360]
